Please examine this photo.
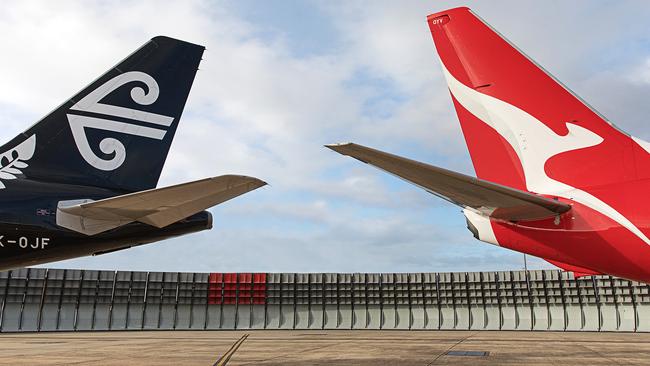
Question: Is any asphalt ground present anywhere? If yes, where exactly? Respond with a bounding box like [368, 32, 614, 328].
[1, 330, 649, 365]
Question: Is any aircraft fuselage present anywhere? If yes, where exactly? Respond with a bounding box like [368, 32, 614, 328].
[0, 179, 212, 270]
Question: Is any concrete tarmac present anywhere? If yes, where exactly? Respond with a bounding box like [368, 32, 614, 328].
[1, 330, 650, 365]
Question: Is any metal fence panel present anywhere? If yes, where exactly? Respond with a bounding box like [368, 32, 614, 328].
[250, 305, 265, 329]
[1, 268, 650, 332]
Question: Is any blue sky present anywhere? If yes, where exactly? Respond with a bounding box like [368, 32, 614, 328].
[2, 1, 650, 272]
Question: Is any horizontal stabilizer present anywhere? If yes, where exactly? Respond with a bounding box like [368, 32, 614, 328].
[326, 143, 570, 221]
[57, 175, 266, 235]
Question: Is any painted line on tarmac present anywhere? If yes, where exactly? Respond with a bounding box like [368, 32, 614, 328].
[427, 331, 478, 365]
[213, 333, 249, 366]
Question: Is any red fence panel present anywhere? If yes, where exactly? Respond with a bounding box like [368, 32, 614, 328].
[208, 273, 223, 304]
[208, 273, 267, 305]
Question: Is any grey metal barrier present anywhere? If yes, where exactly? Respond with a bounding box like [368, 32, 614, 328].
[0, 268, 648, 332]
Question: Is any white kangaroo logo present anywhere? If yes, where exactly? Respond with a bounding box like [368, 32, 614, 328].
[441, 63, 650, 246]
[67, 71, 173, 171]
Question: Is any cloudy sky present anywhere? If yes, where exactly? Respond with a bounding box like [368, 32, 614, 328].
[2, 0, 650, 273]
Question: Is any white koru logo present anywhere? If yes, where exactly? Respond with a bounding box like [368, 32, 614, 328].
[67, 71, 173, 171]
[0, 135, 36, 189]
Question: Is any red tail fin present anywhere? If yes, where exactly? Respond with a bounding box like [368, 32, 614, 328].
[427, 7, 648, 193]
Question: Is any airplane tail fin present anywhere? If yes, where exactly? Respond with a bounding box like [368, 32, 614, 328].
[427, 7, 642, 194]
[0, 36, 204, 192]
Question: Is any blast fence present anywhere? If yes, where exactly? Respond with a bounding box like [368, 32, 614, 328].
[0, 268, 648, 332]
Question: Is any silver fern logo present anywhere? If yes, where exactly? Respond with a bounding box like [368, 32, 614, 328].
[67, 71, 174, 171]
[0, 135, 36, 189]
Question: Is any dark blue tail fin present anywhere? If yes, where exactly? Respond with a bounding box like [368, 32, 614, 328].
[0, 36, 204, 192]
